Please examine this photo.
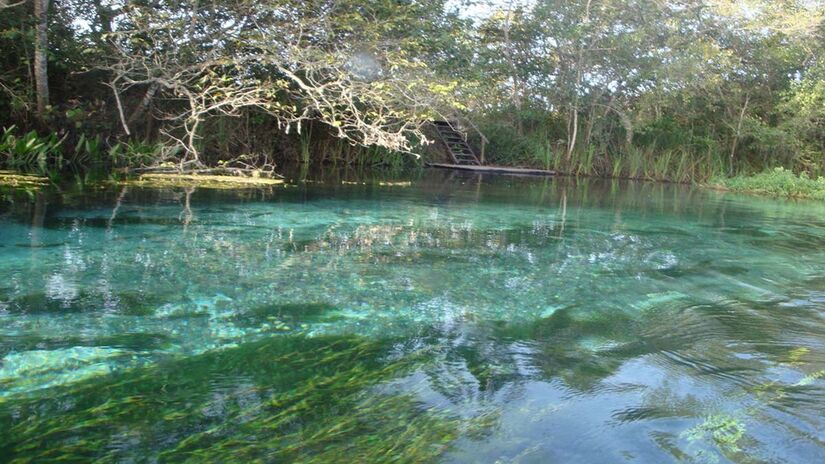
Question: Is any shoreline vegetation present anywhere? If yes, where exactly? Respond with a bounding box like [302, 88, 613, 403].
[4, 164, 825, 202]
[710, 168, 825, 200]
[1, 1, 823, 199]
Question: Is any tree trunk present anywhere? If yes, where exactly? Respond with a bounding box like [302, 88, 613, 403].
[729, 92, 750, 176]
[127, 82, 159, 126]
[584, 100, 597, 147]
[598, 101, 634, 146]
[566, 104, 579, 162]
[566, 0, 591, 163]
[615, 107, 634, 145]
[503, 1, 523, 135]
[33, 0, 50, 119]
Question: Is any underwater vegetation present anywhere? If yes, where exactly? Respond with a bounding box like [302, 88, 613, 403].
[0, 335, 473, 463]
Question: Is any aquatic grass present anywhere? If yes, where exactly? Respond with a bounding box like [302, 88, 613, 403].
[683, 414, 747, 454]
[0, 335, 475, 463]
[626, 145, 646, 179]
[534, 140, 554, 171]
[644, 149, 670, 180]
[576, 145, 596, 177]
[610, 156, 623, 179]
[674, 336, 825, 461]
[476, 125, 737, 182]
[673, 148, 693, 183]
[796, 370, 825, 386]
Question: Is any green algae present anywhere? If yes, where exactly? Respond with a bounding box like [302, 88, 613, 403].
[236, 302, 340, 328]
[120, 173, 286, 190]
[4, 290, 161, 317]
[0, 332, 171, 357]
[684, 414, 747, 452]
[0, 171, 49, 188]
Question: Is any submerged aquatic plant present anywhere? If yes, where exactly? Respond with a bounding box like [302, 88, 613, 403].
[681, 413, 749, 463]
[684, 414, 746, 454]
[0, 334, 484, 463]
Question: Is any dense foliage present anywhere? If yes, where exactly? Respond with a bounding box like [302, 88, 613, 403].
[0, 0, 823, 180]
[465, 0, 825, 180]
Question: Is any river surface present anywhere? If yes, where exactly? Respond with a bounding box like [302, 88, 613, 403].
[2, 171, 825, 462]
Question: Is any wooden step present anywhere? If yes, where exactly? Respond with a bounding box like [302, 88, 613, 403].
[431, 121, 480, 166]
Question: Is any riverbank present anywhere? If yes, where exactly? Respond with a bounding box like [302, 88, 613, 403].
[709, 167, 825, 200]
[3, 164, 825, 201]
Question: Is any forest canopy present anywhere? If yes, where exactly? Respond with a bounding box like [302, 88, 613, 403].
[1, 0, 824, 180]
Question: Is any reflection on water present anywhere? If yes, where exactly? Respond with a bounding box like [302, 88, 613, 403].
[2, 172, 825, 462]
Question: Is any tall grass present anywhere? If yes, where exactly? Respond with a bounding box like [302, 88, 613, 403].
[508, 138, 734, 183]
[472, 112, 812, 183]
[535, 140, 554, 170]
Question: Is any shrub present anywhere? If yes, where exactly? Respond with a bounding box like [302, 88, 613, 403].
[714, 167, 825, 199]
[0, 126, 63, 175]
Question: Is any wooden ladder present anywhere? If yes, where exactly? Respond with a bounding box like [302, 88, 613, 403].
[432, 120, 481, 166]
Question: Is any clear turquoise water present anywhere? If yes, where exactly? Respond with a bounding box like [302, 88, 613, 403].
[2, 173, 825, 462]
